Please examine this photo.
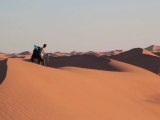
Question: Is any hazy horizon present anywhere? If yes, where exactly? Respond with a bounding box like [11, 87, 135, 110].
[0, 0, 159, 53]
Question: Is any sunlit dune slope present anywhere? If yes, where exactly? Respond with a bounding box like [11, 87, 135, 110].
[0, 58, 160, 120]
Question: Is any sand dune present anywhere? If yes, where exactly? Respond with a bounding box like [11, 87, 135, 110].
[46, 54, 123, 71]
[0, 54, 6, 59]
[153, 52, 160, 56]
[145, 45, 160, 52]
[101, 50, 123, 56]
[143, 49, 159, 57]
[0, 57, 160, 120]
[50, 52, 71, 57]
[6, 53, 28, 59]
[48, 50, 123, 58]
[46, 54, 154, 72]
[110, 48, 160, 74]
[18, 51, 31, 55]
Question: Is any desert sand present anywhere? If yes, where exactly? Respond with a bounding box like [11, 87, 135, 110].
[0, 50, 160, 120]
[110, 48, 160, 74]
[0, 54, 6, 59]
[153, 52, 160, 57]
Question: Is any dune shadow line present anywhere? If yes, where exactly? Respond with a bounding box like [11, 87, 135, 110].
[0, 59, 8, 85]
[46, 54, 121, 71]
[110, 48, 160, 74]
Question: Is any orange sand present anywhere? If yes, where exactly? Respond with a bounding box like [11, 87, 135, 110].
[0, 57, 160, 120]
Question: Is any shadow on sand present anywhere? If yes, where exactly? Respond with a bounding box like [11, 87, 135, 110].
[0, 59, 8, 85]
[110, 48, 160, 74]
[24, 54, 123, 72]
[45, 54, 121, 71]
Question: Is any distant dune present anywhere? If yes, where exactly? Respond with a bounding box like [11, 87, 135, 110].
[0, 54, 6, 59]
[50, 52, 71, 57]
[49, 50, 123, 58]
[6, 53, 28, 59]
[6, 53, 18, 58]
[110, 48, 160, 74]
[145, 45, 160, 52]
[18, 51, 31, 55]
[89, 50, 123, 57]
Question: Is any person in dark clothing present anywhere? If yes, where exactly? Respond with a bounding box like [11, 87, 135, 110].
[31, 44, 47, 66]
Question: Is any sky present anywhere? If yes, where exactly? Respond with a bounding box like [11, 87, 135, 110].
[0, 0, 160, 53]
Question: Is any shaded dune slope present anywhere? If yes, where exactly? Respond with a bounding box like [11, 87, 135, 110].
[46, 54, 127, 72]
[154, 52, 160, 56]
[0, 59, 8, 84]
[110, 48, 160, 74]
[18, 51, 31, 55]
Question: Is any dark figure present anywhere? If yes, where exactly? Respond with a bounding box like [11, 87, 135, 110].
[31, 44, 47, 66]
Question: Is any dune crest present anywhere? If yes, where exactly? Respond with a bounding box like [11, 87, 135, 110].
[110, 48, 160, 74]
[145, 45, 160, 52]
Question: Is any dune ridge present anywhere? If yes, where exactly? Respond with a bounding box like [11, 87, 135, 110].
[110, 48, 160, 74]
[145, 45, 160, 52]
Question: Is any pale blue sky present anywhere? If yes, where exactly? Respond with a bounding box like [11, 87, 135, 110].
[0, 0, 159, 53]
